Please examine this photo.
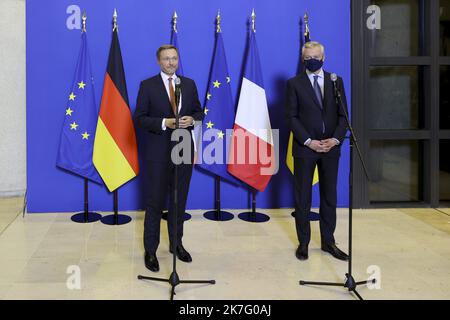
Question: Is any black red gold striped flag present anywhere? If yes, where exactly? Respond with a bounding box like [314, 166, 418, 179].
[93, 24, 139, 192]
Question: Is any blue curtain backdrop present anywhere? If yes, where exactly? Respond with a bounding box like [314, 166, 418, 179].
[26, 0, 351, 212]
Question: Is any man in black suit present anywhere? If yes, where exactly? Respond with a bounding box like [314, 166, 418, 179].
[286, 41, 349, 261]
[134, 45, 204, 272]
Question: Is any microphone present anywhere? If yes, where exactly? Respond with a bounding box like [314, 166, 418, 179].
[174, 77, 181, 111]
[330, 73, 338, 82]
[330, 73, 340, 98]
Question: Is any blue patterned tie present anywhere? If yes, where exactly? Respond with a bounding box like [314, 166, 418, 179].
[313, 75, 323, 109]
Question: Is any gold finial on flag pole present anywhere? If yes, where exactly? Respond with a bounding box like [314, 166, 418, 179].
[304, 12, 310, 41]
[173, 11, 178, 33]
[216, 10, 222, 33]
[82, 11, 87, 33]
[251, 9, 256, 33]
[113, 9, 118, 32]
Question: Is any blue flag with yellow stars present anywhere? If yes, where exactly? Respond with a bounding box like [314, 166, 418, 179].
[199, 32, 240, 184]
[56, 32, 102, 183]
[170, 28, 184, 76]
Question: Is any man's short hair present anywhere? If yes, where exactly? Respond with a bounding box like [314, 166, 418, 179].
[156, 45, 179, 60]
[302, 41, 325, 58]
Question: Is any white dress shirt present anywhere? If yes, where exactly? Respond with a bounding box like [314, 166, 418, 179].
[306, 68, 324, 97]
[160, 72, 182, 130]
[160, 72, 197, 151]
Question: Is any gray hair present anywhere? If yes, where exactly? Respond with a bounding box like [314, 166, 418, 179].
[301, 41, 325, 58]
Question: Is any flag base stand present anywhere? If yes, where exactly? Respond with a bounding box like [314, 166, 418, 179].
[162, 212, 191, 221]
[71, 212, 102, 223]
[238, 190, 270, 223]
[203, 176, 234, 221]
[100, 190, 132, 226]
[204, 210, 234, 221]
[101, 214, 132, 225]
[238, 211, 270, 223]
[291, 211, 320, 221]
[70, 178, 102, 223]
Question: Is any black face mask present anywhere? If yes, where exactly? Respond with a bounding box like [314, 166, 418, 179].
[304, 58, 324, 72]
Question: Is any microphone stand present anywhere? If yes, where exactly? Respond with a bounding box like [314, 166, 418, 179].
[299, 75, 375, 300]
[138, 77, 215, 300]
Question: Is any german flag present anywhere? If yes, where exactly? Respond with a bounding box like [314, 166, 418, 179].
[93, 26, 139, 192]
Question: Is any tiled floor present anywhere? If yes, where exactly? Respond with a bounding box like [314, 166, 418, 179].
[0, 197, 449, 300]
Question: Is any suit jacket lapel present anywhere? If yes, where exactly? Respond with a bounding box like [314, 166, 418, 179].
[300, 72, 323, 111]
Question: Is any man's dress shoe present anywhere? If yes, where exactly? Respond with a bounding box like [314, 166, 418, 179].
[144, 252, 159, 272]
[169, 244, 192, 263]
[295, 245, 309, 261]
[321, 243, 349, 261]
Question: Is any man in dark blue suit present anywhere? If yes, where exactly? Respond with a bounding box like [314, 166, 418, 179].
[286, 41, 349, 262]
[134, 45, 204, 272]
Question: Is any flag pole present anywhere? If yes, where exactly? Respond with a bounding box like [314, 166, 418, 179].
[203, 175, 234, 221]
[237, 189, 270, 223]
[172, 10, 178, 33]
[71, 178, 102, 223]
[251, 8, 256, 33]
[82, 10, 87, 33]
[114, 190, 118, 225]
[102, 189, 132, 225]
[69, 12, 102, 224]
[203, 10, 234, 222]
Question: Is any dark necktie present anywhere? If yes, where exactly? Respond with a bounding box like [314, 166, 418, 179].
[168, 77, 177, 115]
[313, 75, 323, 109]
[313, 75, 325, 134]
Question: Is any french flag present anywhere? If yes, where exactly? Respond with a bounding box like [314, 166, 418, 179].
[227, 31, 274, 192]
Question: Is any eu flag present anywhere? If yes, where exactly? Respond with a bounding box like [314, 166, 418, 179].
[56, 32, 102, 183]
[170, 27, 184, 76]
[199, 32, 239, 184]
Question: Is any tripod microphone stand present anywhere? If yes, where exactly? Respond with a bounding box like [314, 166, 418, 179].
[299, 73, 375, 300]
[137, 77, 215, 300]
